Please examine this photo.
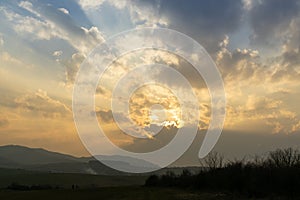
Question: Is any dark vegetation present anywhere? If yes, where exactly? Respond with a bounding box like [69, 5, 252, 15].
[7, 183, 56, 190]
[145, 148, 300, 198]
[0, 169, 147, 189]
[0, 186, 246, 200]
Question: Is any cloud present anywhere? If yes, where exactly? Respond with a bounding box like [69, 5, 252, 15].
[79, 26, 104, 53]
[248, 0, 300, 46]
[34, 3, 104, 53]
[226, 95, 300, 134]
[96, 86, 109, 95]
[3, 2, 104, 54]
[53, 50, 63, 57]
[212, 36, 300, 134]
[0, 52, 23, 67]
[246, 96, 282, 111]
[0, 34, 3, 47]
[96, 108, 158, 139]
[79, 0, 168, 29]
[79, 0, 243, 52]
[266, 14, 300, 82]
[96, 110, 114, 123]
[95, 83, 210, 132]
[14, 89, 71, 119]
[0, 117, 9, 128]
[270, 49, 300, 83]
[216, 35, 262, 82]
[18, 1, 33, 10]
[1, 0, 300, 159]
[98, 48, 207, 92]
[214, 35, 299, 85]
[126, 1, 169, 28]
[18, 1, 41, 17]
[79, 0, 129, 10]
[60, 52, 85, 85]
[14, 18, 59, 40]
[2, 7, 64, 41]
[128, 85, 181, 128]
[270, 66, 300, 82]
[242, 0, 254, 10]
[282, 15, 300, 51]
[133, 0, 244, 53]
[281, 49, 300, 67]
[215, 37, 299, 85]
[58, 8, 69, 15]
[93, 47, 211, 131]
[78, 0, 107, 9]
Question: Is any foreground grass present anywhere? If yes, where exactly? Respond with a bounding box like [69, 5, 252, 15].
[0, 186, 259, 200]
[0, 169, 288, 199]
[0, 168, 147, 189]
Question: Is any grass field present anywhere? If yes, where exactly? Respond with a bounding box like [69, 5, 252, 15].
[0, 168, 285, 199]
[0, 186, 254, 200]
[0, 168, 147, 189]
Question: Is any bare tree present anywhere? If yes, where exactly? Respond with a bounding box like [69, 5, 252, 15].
[246, 154, 266, 167]
[267, 148, 300, 168]
[201, 151, 224, 170]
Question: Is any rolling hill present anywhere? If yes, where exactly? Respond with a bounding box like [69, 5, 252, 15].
[0, 145, 159, 174]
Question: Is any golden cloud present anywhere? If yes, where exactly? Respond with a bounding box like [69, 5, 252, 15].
[14, 89, 71, 119]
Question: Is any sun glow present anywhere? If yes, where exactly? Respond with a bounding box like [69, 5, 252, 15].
[129, 85, 184, 130]
[149, 106, 184, 129]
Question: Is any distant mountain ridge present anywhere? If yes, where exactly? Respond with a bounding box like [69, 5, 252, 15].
[0, 145, 86, 165]
[0, 145, 159, 175]
[0, 145, 204, 175]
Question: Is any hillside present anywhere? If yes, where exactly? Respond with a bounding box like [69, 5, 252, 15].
[0, 145, 161, 174]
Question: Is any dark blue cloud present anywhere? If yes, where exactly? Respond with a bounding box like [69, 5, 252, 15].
[135, 0, 244, 53]
[249, 0, 300, 45]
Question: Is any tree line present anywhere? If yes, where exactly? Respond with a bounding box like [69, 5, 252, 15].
[145, 148, 300, 198]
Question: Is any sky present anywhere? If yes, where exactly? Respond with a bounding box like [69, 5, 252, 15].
[0, 0, 300, 166]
